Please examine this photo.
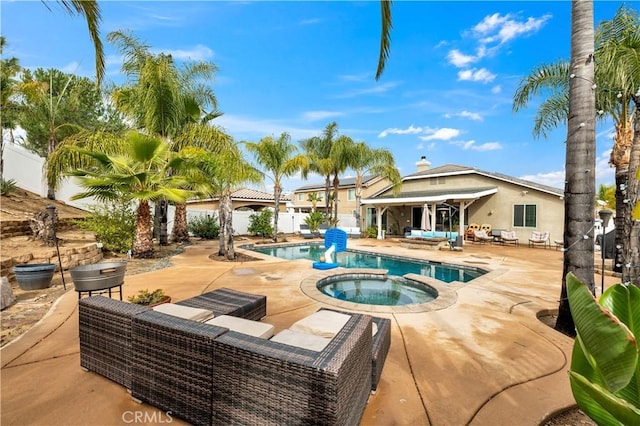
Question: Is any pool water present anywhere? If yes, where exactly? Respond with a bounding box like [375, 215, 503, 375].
[250, 243, 484, 283]
[317, 275, 436, 306]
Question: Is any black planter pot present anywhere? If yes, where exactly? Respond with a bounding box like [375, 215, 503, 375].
[13, 263, 56, 291]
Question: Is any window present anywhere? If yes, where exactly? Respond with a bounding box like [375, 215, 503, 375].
[297, 193, 304, 201]
[347, 189, 355, 201]
[513, 204, 537, 227]
[430, 177, 446, 185]
[318, 192, 324, 200]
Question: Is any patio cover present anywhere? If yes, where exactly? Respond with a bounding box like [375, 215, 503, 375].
[361, 187, 498, 206]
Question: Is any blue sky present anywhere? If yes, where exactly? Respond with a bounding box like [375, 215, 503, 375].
[1, 1, 632, 194]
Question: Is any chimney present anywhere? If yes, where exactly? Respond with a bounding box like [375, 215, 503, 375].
[416, 156, 431, 172]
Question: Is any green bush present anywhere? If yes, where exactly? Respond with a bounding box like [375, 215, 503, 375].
[366, 226, 378, 238]
[304, 211, 325, 232]
[128, 289, 166, 305]
[188, 214, 219, 239]
[248, 209, 273, 237]
[76, 202, 135, 253]
[0, 178, 18, 195]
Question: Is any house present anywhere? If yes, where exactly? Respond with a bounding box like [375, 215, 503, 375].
[186, 188, 290, 212]
[361, 157, 565, 242]
[291, 175, 390, 216]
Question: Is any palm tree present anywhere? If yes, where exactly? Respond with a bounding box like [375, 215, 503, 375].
[554, 0, 596, 336]
[328, 134, 356, 224]
[199, 148, 261, 259]
[107, 30, 221, 243]
[300, 122, 340, 216]
[513, 5, 640, 288]
[67, 132, 194, 258]
[171, 123, 234, 243]
[244, 132, 307, 243]
[350, 142, 402, 229]
[0, 37, 22, 178]
[597, 183, 616, 209]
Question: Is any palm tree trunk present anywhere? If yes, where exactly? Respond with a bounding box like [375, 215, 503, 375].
[333, 174, 340, 223]
[132, 200, 154, 258]
[217, 204, 226, 256]
[612, 120, 633, 276]
[273, 184, 281, 243]
[355, 173, 363, 229]
[46, 135, 56, 200]
[171, 203, 190, 243]
[324, 175, 331, 217]
[221, 192, 233, 258]
[555, 0, 596, 337]
[623, 97, 640, 286]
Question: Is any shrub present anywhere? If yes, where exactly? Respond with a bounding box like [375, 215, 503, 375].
[0, 178, 18, 195]
[75, 202, 135, 253]
[128, 289, 166, 305]
[366, 226, 378, 238]
[188, 214, 219, 239]
[304, 211, 325, 232]
[248, 209, 273, 238]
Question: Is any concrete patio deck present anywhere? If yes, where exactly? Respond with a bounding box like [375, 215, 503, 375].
[1, 237, 617, 425]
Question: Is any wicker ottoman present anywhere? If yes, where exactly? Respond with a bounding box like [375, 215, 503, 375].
[177, 287, 266, 320]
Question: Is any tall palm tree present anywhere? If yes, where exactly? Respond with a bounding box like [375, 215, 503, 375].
[66, 132, 194, 258]
[554, 0, 596, 336]
[513, 5, 640, 288]
[199, 147, 261, 259]
[108, 30, 222, 243]
[328, 134, 356, 224]
[350, 142, 402, 229]
[244, 132, 307, 243]
[300, 122, 340, 216]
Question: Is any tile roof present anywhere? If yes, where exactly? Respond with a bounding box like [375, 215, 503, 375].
[294, 175, 379, 191]
[187, 188, 291, 203]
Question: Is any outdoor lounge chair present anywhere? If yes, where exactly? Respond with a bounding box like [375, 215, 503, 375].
[528, 231, 550, 248]
[500, 231, 519, 246]
[480, 223, 492, 234]
[465, 223, 480, 240]
[473, 230, 494, 244]
[299, 223, 314, 239]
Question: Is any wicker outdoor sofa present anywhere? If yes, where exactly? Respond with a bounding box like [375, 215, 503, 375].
[78, 288, 390, 426]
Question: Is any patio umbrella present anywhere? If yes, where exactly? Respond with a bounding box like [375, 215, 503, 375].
[421, 205, 431, 230]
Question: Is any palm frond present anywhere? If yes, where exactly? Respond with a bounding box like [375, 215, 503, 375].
[512, 62, 570, 112]
[376, 0, 393, 80]
[533, 92, 570, 139]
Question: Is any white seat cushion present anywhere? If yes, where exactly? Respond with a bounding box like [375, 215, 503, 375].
[205, 315, 275, 339]
[372, 322, 378, 337]
[289, 310, 351, 338]
[270, 329, 331, 352]
[152, 303, 214, 322]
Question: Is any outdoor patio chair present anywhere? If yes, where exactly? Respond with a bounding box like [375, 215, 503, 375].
[500, 230, 519, 246]
[466, 223, 480, 240]
[473, 230, 494, 244]
[480, 223, 492, 233]
[528, 231, 550, 248]
[299, 223, 314, 239]
[176, 287, 267, 320]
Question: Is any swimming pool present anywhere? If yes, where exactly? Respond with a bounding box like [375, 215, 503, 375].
[249, 243, 484, 283]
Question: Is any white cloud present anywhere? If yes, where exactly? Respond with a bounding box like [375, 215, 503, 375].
[417, 142, 436, 151]
[447, 49, 477, 67]
[378, 125, 423, 138]
[457, 68, 496, 83]
[491, 85, 502, 94]
[215, 114, 319, 141]
[153, 44, 214, 61]
[445, 111, 483, 121]
[302, 110, 344, 121]
[451, 140, 502, 151]
[338, 73, 370, 82]
[474, 13, 551, 45]
[519, 170, 565, 188]
[419, 128, 461, 141]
